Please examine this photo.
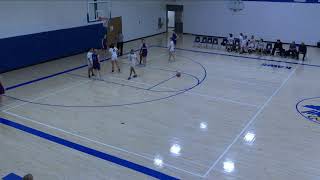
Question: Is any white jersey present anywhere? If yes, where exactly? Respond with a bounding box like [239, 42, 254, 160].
[109, 47, 118, 60]
[228, 37, 234, 44]
[128, 53, 137, 67]
[87, 52, 93, 67]
[239, 35, 244, 43]
[257, 42, 265, 49]
[248, 40, 256, 49]
[241, 39, 247, 47]
[168, 40, 175, 52]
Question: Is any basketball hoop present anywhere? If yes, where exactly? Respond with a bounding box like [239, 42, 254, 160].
[228, 0, 245, 13]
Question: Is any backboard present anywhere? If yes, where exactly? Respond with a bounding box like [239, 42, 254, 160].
[87, 0, 111, 23]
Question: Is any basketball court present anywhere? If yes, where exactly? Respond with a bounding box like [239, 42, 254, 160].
[1, 1, 320, 180]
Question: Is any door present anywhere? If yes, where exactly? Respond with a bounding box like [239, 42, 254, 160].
[166, 5, 183, 33]
[107, 16, 122, 46]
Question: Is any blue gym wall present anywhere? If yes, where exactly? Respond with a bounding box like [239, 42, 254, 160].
[0, 24, 106, 73]
[0, 1, 166, 73]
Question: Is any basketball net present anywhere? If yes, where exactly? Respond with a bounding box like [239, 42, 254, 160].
[228, 0, 245, 13]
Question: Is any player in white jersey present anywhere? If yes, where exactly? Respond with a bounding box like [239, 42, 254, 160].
[127, 49, 138, 80]
[87, 48, 94, 78]
[168, 37, 175, 61]
[108, 44, 120, 73]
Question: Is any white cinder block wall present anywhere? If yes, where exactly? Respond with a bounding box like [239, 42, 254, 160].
[183, 1, 320, 45]
[0, 0, 166, 41]
[0, 0, 88, 39]
[111, 1, 167, 41]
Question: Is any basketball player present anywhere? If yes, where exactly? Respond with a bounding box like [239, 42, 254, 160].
[22, 174, 33, 180]
[87, 48, 94, 78]
[171, 31, 178, 45]
[0, 79, 4, 104]
[139, 39, 148, 66]
[109, 44, 120, 73]
[128, 49, 138, 80]
[168, 37, 176, 61]
[101, 35, 108, 50]
[117, 32, 124, 56]
[92, 49, 102, 79]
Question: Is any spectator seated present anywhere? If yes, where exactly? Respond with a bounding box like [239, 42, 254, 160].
[264, 43, 272, 55]
[226, 34, 234, 52]
[256, 39, 266, 55]
[285, 41, 298, 59]
[200, 36, 208, 48]
[272, 39, 285, 57]
[221, 38, 228, 47]
[298, 42, 307, 61]
[193, 36, 201, 47]
[233, 38, 241, 52]
[247, 40, 256, 54]
[211, 37, 219, 48]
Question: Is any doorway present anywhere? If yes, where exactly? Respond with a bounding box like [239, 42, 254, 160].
[166, 5, 183, 34]
[168, 11, 175, 30]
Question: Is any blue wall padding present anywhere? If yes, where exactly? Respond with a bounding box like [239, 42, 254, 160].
[244, 0, 319, 3]
[0, 24, 106, 73]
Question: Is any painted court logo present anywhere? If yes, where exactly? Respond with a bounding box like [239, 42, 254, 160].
[296, 97, 320, 124]
[262, 63, 292, 69]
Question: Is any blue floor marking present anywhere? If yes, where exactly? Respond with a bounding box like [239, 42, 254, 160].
[0, 117, 179, 180]
[4, 47, 148, 92]
[5, 65, 87, 91]
[67, 73, 153, 91]
[3, 48, 205, 108]
[3, 70, 201, 108]
[296, 97, 320, 125]
[0, 47, 207, 178]
[66, 71, 198, 93]
[147, 75, 177, 90]
[4, 45, 319, 92]
[2, 173, 22, 180]
[153, 45, 320, 68]
[4, 46, 210, 92]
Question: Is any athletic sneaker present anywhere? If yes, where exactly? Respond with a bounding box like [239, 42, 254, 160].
[128, 77, 131, 80]
[133, 75, 137, 78]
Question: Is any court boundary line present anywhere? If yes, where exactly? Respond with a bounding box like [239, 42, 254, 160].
[1, 45, 291, 177]
[2, 51, 207, 108]
[65, 72, 259, 108]
[203, 66, 298, 177]
[96, 73, 260, 108]
[5, 65, 87, 91]
[1, 50, 206, 177]
[0, 116, 179, 180]
[1, 50, 207, 177]
[4, 47, 164, 92]
[147, 75, 177, 90]
[3, 79, 91, 112]
[3, 54, 259, 108]
[5, 45, 292, 91]
[2, 110, 204, 178]
[4, 45, 299, 93]
[153, 45, 320, 68]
